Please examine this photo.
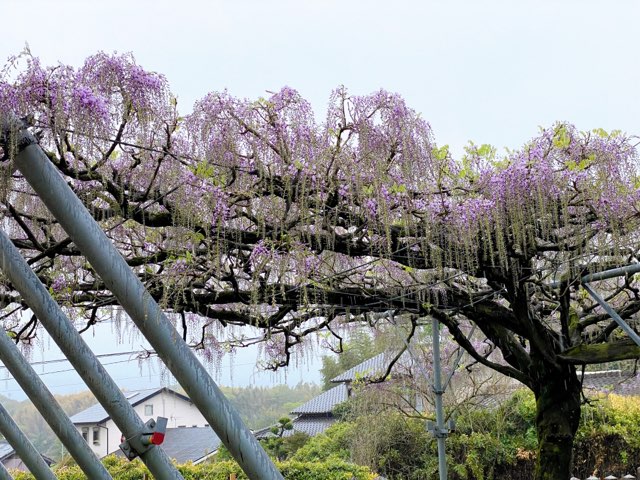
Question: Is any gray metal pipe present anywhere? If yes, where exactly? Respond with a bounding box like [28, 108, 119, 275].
[0, 460, 13, 480]
[431, 317, 448, 480]
[0, 401, 56, 480]
[581, 263, 640, 284]
[12, 129, 282, 478]
[0, 230, 184, 480]
[550, 263, 640, 289]
[582, 283, 640, 347]
[0, 324, 110, 479]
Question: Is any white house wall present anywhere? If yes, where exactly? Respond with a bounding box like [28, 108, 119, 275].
[76, 390, 209, 457]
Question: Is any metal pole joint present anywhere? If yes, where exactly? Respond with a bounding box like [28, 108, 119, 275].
[120, 417, 168, 460]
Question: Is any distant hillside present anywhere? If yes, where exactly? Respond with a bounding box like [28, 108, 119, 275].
[0, 383, 320, 460]
[220, 383, 321, 430]
[0, 390, 98, 460]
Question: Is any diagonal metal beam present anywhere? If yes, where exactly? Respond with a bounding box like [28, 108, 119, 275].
[0, 230, 184, 480]
[8, 117, 282, 478]
[582, 283, 640, 348]
[0, 461, 13, 480]
[549, 263, 640, 348]
[0, 323, 111, 479]
[0, 401, 56, 480]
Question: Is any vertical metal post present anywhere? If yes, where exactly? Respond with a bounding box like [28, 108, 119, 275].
[0, 230, 184, 480]
[0, 329, 111, 479]
[431, 317, 448, 480]
[0, 401, 56, 480]
[12, 125, 282, 478]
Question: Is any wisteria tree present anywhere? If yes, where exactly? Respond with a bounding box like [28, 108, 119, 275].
[1, 53, 640, 479]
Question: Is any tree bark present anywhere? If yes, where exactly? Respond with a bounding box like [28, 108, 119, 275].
[533, 367, 582, 480]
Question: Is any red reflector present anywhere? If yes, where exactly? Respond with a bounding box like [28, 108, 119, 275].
[150, 432, 165, 445]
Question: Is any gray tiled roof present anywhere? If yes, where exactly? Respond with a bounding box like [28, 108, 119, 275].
[255, 415, 337, 439]
[70, 387, 191, 424]
[0, 442, 14, 461]
[114, 427, 221, 464]
[0, 441, 54, 465]
[160, 427, 221, 464]
[330, 352, 401, 383]
[291, 384, 348, 414]
[290, 416, 336, 437]
[582, 370, 640, 396]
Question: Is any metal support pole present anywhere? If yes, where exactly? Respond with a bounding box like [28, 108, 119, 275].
[0, 401, 56, 480]
[431, 317, 448, 480]
[0, 230, 184, 480]
[0, 461, 13, 480]
[0, 329, 111, 479]
[11, 123, 282, 478]
[581, 263, 640, 284]
[582, 283, 640, 347]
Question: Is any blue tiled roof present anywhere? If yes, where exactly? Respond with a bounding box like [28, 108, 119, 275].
[70, 387, 190, 424]
[291, 384, 348, 414]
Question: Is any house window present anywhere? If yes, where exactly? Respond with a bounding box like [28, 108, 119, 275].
[92, 427, 100, 446]
[81, 427, 89, 441]
[144, 404, 153, 416]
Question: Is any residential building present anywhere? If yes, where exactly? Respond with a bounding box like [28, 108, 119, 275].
[70, 387, 209, 458]
[0, 442, 54, 472]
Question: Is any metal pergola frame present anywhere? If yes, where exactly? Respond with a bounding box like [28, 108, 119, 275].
[0, 118, 283, 479]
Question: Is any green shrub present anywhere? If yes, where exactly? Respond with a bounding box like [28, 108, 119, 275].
[11, 455, 374, 480]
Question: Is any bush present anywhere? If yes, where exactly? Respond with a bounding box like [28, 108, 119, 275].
[11, 455, 375, 480]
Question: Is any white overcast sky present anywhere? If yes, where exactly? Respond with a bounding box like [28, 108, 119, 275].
[3, 0, 639, 156]
[1, 0, 639, 397]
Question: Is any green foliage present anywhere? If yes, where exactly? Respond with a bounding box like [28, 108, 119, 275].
[292, 422, 353, 462]
[576, 394, 640, 448]
[295, 390, 540, 479]
[10, 455, 375, 480]
[260, 416, 301, 460]
[303, 389, 640, 479]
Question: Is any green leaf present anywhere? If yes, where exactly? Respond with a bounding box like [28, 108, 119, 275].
[553, 125, 571, 149]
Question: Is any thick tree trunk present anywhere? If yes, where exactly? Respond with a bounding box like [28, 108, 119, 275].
[533, 370, 582, 480]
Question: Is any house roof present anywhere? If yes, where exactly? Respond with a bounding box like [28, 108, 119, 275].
[0, 442, 14, 462]
[158, 428, 221, 464]
[289, 416, 336, 437]
[0, 441, 54, 465]
[291, 384, 348, 414]
[330, 352, 402, 383]
[254, 415, 337, 439]
[70, 387, 192, 424]
[582, 370, 640, 396]
[113, 427, 221, 464]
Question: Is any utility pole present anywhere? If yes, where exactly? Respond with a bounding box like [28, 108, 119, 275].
[429, 317, 448, 480]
